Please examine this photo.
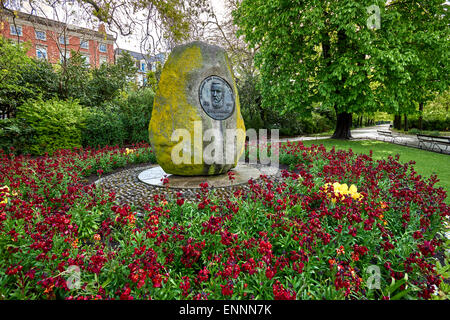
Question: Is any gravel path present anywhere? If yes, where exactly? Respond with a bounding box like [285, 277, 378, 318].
[95, 163, 283, 212]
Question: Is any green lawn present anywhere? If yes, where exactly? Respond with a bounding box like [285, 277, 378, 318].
[298, 139, 450, 203]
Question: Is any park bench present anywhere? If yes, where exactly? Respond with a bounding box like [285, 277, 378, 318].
[377, 130, 403, 143]
[417, 134, 450, 153]
[377, 130, 392, 137]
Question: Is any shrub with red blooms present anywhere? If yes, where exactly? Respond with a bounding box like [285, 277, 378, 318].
[0, 142, 448, 300]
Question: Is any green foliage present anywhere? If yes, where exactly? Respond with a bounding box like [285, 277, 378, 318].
[146, 71, 158, 92]
[69, 205, 103, 241]
[84, 52, 137, 107]
[17, 98, 85, 155]
[19, 59, 59, 100]
[118, 87, 155, 143]
[409, 90, 450, 131]
[0, 36, 33, 117]
[0, 118, 36, 155]
[408, 119, 449, 132]
[57, 50, 91, 102]
[238, 72, 335, 136]
[82, 87, 154, 147]
[81, 107, 126, 147]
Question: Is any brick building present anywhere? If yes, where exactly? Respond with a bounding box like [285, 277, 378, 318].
[0, 11, 115, 67]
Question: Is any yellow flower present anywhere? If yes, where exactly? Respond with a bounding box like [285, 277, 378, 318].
[339, 183, 349, 195]
[0, 185, 9, 205]
[125, 148, 135, 155]
[325, 182, 363, 203]
[332, 182, 340, 191]
[351, 192, 362, 200]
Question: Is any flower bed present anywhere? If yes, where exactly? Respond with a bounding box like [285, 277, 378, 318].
[0, 142, 448, 300]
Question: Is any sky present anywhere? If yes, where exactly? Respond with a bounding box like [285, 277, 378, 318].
[114, 0, 227, 53]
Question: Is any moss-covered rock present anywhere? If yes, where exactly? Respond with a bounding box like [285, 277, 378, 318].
[149, 41, 245, 176]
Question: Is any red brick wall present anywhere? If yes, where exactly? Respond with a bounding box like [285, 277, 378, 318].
[0, 19, 114, 67]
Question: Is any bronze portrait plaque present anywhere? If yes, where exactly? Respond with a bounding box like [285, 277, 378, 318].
[199, 75, 235, 120]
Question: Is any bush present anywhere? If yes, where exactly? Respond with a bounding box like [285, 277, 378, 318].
[17, 98, 85, 155]
[82, 52, 138, 107]
[0, 36, 33, 118]
[82, 107, 126, 147]
[118, 88, 155, 143]
[19, 59, 59, 101]
[0, 118, 36, 155]
[408, 118, 450, 132]
[409, 90, 450, 132]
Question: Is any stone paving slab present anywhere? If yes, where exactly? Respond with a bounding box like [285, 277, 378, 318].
[138, 163, 275, 188]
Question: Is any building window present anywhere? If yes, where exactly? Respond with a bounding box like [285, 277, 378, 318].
[137, 73, 144, 86]
[10, 25, 22, 36]
[140, 60, 146, 72]
[59, 35, 69, 45]
[36, 46, 47, 60]
[60, 51, 70, 64]
[99, 55, 107, 65]
[99, 43, 107, 53]
[81, 54, 90, 65]
[80, 40, 89, 49]
[35, 30, 46, 41]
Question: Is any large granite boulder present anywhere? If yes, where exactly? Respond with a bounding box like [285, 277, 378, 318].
[149, 41, 246, 176]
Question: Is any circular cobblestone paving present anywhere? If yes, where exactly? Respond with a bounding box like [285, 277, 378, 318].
[95, 163, 282, 211]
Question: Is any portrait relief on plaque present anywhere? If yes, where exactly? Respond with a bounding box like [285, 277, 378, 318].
[199, 75, 235, 120]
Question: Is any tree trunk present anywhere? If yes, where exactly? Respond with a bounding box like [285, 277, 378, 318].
[418, 102, 423, 131]
[404, 114, 408, 132]
[332, 111, 352, 139]
[394, 115, 402, 130]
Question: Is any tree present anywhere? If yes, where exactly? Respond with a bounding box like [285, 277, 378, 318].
[234, 0, 449, 139]
[384, 2, 449, 131]
[0, 36, 32, 118]
[193, 0, 257, 77]
[55, 50, 91, 102]
[84, 51, 137, 107]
